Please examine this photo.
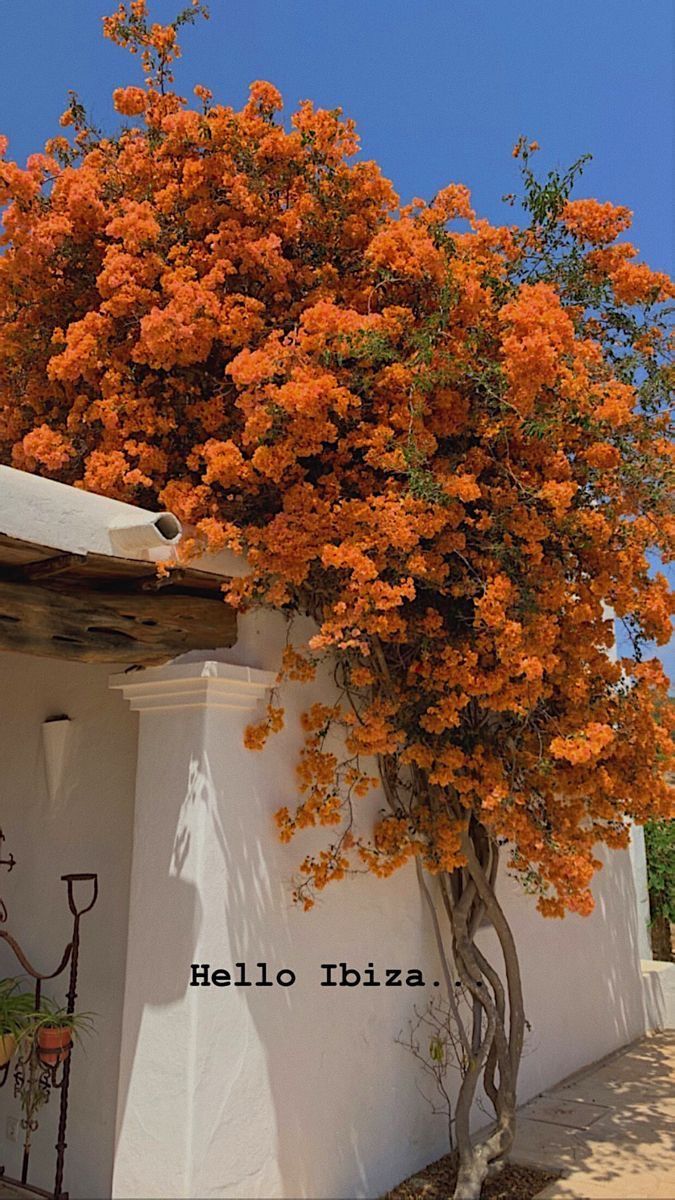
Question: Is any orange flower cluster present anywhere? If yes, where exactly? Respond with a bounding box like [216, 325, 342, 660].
[0, 8, 672, 916]
[243, 700, 285, 751]
[561, 199, 632, 244]
[499, 283, 575, 415]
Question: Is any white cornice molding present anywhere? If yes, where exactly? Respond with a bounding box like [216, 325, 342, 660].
[110, 660, 276, 712]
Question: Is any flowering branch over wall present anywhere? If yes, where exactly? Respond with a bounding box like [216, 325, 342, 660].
[0, 7, 672, 1194]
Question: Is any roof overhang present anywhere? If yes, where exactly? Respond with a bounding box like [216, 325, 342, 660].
[0, 467, 236, 666]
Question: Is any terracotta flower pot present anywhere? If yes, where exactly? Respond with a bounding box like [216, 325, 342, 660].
[0, 1033, 16, 1067]
[37, 1026, 72, 1067]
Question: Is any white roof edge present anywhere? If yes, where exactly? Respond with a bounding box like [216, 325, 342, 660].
[0, 463, 182, 563]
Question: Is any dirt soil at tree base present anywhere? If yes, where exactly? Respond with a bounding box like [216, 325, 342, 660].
[385, 1156, 560, 1200]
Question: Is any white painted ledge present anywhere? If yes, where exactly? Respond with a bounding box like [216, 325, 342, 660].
[109, 659, 276, 712]
[642, 959, 675, 1030]
[0, 463, 182, 562]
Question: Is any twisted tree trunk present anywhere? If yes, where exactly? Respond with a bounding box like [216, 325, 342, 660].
[418, 821, 525, 1200]
[375, 678, 526, 1200]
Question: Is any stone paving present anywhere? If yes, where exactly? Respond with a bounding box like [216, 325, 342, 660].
[511, 1031, 675, 1199]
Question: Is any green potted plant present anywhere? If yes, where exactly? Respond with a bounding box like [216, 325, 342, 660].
[29, 1002, 94, 1068]
[0, 990, 95, 1164]
[0, 979, 35, 1067]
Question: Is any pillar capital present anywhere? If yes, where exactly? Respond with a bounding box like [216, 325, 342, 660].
[109, 659, 276, 713]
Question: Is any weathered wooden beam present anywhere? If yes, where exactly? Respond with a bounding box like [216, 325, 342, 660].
[140, 568, 187, 592]
[0, 577, 237, 665]
[22, 552, 88, 581]
[0, 532, 228, 595]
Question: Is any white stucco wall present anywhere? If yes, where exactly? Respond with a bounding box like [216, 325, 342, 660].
[110, 607, 648, 1200]
[0, 467, 654, 1199]
[0, 651, 138, 1200]
[0, 605, 650, 1200]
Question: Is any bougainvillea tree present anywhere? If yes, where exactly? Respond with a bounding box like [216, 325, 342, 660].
[0, 4, 673, 1195]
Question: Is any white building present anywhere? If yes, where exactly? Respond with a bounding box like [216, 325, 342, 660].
[0, 464, 668, 1200]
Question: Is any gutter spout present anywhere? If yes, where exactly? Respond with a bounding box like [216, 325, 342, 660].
[107, 511, 182, 558]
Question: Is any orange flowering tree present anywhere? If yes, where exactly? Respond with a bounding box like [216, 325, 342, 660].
[0, 5, 673, 1195]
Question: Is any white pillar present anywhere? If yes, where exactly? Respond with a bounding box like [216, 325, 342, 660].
[109, 660, 277, 1200]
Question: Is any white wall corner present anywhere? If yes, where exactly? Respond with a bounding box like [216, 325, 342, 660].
[108, 654, 279, 1199]
[628, 823, 653, 963]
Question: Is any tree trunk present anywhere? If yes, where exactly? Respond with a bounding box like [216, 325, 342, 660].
[418, 821, 526, 1200]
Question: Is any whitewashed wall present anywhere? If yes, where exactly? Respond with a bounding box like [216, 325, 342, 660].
[112, 606, 649, 1200]
[0, 651, 138, 1199]
[0, 605, 650, 1200]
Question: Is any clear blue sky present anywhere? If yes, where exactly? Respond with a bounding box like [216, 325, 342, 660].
[1, 0, 673, 675]
[1, 0, 672, 271]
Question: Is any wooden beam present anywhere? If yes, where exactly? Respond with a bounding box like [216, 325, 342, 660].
[0, 578, 236, 665]
[22, 552, 88, 581]
[140, 568, 187, 592]
[0, 533, 228, 596]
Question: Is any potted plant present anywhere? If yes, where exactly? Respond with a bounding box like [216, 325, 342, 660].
[8, 1001, 93, 1155]
[0, 978, 35, 1067]
[30, 1002, 94, 1068]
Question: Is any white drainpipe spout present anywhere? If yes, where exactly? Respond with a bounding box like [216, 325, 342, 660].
[107, 511, 183, 558]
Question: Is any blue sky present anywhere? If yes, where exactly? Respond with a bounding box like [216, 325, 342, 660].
[1, 0, 673, 675]
[1, 0, 672, 270]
